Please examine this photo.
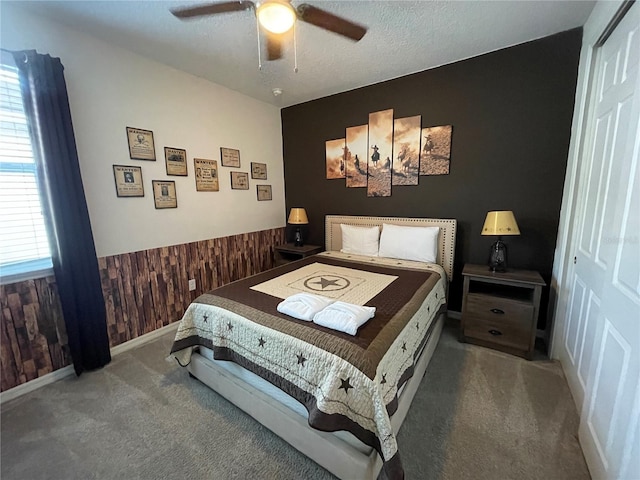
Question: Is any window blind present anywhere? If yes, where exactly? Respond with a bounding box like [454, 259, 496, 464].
[0, 63, 52, 280]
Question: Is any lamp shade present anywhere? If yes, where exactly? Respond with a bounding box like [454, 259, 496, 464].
[481, 211, 520, 236]
[288, 207, 308, 224]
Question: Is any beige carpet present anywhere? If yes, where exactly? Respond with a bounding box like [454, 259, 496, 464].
[0, 319, 590, 480]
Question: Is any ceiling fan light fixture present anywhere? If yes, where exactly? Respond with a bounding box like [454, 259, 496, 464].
[257, 1, 296, 34]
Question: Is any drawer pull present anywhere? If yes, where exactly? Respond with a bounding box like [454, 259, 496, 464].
[490, 308, 505, 315]
[488, 329, 503, 336]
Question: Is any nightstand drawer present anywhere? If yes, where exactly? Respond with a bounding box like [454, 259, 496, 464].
[463, 293, 533, 349]
[460, 264, 545, 359]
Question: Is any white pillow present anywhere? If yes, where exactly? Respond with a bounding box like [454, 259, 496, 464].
[340, 224, 380, 257]
[378, 224, 439, 263]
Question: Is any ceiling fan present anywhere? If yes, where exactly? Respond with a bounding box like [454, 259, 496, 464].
[170, 1, 368, 63]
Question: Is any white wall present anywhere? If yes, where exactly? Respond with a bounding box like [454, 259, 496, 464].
[1, 4, 286, 258]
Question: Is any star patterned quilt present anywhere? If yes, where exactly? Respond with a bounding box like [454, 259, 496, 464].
[170, 253, 447, 480]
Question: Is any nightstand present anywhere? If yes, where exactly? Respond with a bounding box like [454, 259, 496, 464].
[274, 243, 323, 266]
[460, 264, 546, 360]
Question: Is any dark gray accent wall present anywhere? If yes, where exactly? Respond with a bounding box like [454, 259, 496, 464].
[281, 28, 582, 330]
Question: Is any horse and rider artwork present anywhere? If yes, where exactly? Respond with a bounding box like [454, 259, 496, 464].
[366, 109, 394, 197]
[345, 125, 368, 188]
[419, 125, 453, 176]
[325, 108, 453, 196]
[392, 115, 421, 186]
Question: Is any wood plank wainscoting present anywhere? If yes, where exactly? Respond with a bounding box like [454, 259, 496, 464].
[0, 227, 285, 392]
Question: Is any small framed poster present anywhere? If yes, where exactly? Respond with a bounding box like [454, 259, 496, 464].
[220, 147, 241, 167]
[126, 127, 156, 161]
[113, 165, 144, 197]
[256, 185, 272, 201]
[194, 158, 219, 192]
[251, 162, 267, 180]
[164, 147, 187, 176]
[230, 171, 249, 190]
[152, 180, 177, 209]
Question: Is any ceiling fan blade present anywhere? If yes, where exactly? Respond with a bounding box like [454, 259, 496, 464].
[296, 4, 367, 41]
[171, 1, 254, 19]
[266, 34, 283, 61]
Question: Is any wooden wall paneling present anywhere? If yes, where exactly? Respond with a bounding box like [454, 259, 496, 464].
[113, 256, 128, 343]
[177, 243, 190, 317]
[195, 239, 209, 295]
[100, 256, 114, 344]
[147, 247, 163, 332]
[187, 241, 198, 302]
[126, 252, 143, 339]
[136, 250, 153, 340]
[34, 277, 69, 371]
[208, 238, 218, 290]
[153, 249, 172, 333]
[216, 237, 228, 286]
[0, 305, 19, 389]
[1, 227, 285, 391]
[120, 253, 136, 339]
[0, 277, 69, 392]
[8, 284, 35, 381]
[1, 286, 23, 389]
[155, 247, 168, 330]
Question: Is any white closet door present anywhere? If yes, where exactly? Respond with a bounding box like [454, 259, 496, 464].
[557, 2, 640, 478]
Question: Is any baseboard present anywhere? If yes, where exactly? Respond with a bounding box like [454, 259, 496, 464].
[447, 310, 461, 320]
[110, 322, 179, 356]
[0, 364, 76, 405]
[1, 321, 180, 405]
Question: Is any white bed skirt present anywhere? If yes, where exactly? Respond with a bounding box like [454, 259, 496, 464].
[187, 312, 445, 480]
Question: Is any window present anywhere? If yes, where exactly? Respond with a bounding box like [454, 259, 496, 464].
[0, 62, 52, 283]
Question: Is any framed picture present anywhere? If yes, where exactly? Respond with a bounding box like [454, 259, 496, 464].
[152, 180, 177, 209]
[230, 171, 249, 190]
[126, 127, 156, 161]
[256, 185, 272, 201]
[194, 158, 219, 192]
[112, 165, 144, 197]
[220, 147, 241, 167]
[251, 162, 267, 180]
[164, 147, 187, 176]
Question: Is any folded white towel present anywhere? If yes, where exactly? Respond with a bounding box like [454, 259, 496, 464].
[277, 293, 335, 321]
[312, 301, 376, 335]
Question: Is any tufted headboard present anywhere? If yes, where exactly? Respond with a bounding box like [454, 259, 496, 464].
[325, 215, 457, 281]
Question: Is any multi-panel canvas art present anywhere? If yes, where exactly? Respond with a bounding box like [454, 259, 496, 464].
[392, 115, 421, 186]
[367, 109, 394, 197]
[325, 138, 346, 179]
[420, 125, 453, 176]
[345, 125, 368, 188]
[326, 112, 453, 196]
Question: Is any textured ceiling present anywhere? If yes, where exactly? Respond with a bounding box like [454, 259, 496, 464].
[11, 1, 594, 107]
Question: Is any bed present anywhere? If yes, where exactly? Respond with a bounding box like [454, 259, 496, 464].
[170, 215, 456, 480]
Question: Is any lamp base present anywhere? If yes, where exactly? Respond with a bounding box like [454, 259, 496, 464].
[488, 238, 508, 272]
[294, 227, 304, 247]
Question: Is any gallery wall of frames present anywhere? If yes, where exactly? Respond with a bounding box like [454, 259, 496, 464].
[114, 126, 273, 207]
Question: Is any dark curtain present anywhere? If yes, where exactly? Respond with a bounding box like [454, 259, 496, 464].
[13, 50, 111, 375]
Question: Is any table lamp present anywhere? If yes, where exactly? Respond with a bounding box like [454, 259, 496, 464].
[481, 210, 520, 272]
[288, 207, 308, 246]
